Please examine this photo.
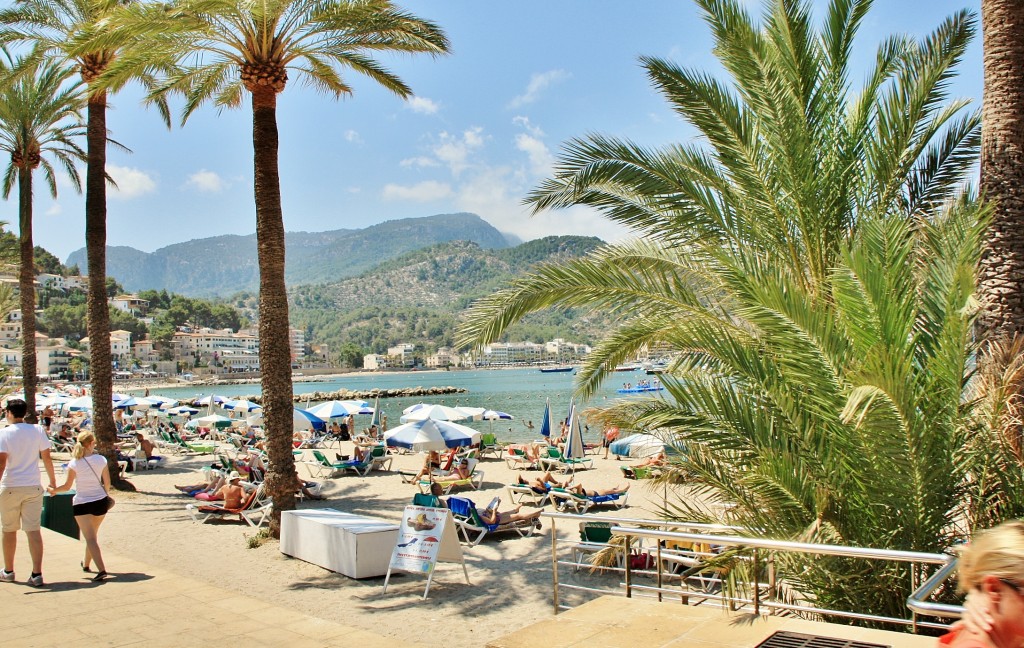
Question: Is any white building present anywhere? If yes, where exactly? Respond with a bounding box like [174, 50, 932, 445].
[111, 294, 149, 316]
[363, 353, 389, 371]
[425, 347, 461, 368]
[387, 343, 416, 367]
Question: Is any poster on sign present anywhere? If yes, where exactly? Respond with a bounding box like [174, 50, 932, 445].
[383, 505, 468, 599]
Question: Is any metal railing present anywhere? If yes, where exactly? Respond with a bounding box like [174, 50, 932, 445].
[544, 512, 963, 633]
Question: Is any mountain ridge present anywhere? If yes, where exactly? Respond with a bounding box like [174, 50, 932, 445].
[66, 212, 513, 296]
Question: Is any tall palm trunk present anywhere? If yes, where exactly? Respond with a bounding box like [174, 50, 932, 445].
[85, 90, 122, 485]
[17, 165, 37, 422]
[252, 86, 295, 537]
[978, 0, 1024, 341]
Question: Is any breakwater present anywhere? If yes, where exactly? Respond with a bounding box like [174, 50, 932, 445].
[234, 385, 467, 405]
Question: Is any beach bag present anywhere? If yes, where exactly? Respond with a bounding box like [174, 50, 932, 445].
[629, 550, 655, 571]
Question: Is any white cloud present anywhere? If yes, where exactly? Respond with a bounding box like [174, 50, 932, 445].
[185, 169, 225, 193]
[407, 96, 440, 115]
[45, 203, 62, 216]
[347, 186, 361, 194]
[515, 133, 554, 176]
[512, 115, 545, 137]
[509, 69, 569, 108]
[343, 130, 362, 143]
[382, 180, 453, 202]
[400, 156, 440, 168]
[433, 127, 486, 176]
[107, 165, 156, 199]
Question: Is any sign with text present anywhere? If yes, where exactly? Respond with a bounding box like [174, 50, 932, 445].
[383, 505, 467, 599]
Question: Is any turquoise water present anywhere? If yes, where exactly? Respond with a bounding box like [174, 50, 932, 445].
[136, 368, 638, 444]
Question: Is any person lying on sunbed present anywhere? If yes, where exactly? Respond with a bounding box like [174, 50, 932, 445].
[516, 472, 571, 495]
[294, 470, 325, 500]
[412, 450, 443, 482]
[622, 452, 666, 478]
[479, 498, 543, 526]
[175, 472, 227, 497]
[195, 471, 246, 506]
[507, 442, 544, 462]
[563, 483, 630, 498]
[434, 458, 472, 483]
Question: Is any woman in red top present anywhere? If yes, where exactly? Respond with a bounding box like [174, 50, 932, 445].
[939, 520, 1024, 647]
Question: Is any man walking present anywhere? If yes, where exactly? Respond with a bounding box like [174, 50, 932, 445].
[0, 398, 56, 586]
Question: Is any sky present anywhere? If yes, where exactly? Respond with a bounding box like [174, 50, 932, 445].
[4, 0, 984, 262]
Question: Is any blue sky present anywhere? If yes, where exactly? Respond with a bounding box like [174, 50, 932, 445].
[9, 0, 983, 262]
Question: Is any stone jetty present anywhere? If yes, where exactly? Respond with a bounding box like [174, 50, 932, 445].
[231, 385, 467, 405]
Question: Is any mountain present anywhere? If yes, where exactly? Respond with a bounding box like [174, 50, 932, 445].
[66, 213, 510, 296]
[288, 235, 611, 356]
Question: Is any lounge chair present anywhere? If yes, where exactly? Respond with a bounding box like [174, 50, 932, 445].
[506, 482, 550, 507]
[478, 433, 501, 459]
[571, 521, 617, 572]
[504, 447, 538, 470]
[538, 446, 594, 473]
[186, 484, 270, 527]
[418, 458, 484, 494]
[548, 487, 628, 513]
[305, 450, 348, 478]
[620, 465, 660, 479]
[411, 492, 446, 508]
[446, 496, 539, 546]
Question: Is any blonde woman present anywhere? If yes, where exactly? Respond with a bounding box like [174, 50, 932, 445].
[49, 431, 110, 582]
[940, 520, 1024, 647]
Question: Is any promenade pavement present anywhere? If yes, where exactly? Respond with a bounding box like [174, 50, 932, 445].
[0, 527, 413, 648]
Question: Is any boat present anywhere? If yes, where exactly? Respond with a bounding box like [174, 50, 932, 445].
[539, 366, 574, 373]
[616, 385, 665, 394]
[613, 363, 642, 372]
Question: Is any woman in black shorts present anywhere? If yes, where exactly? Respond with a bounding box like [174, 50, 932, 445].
[49, 431, 111, 581]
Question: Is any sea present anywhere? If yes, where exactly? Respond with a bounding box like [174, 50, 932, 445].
[131, 367, 646, 444]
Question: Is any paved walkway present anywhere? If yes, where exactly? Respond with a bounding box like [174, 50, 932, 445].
[488, 596, 936, 648]
[0, 528, 413, 648]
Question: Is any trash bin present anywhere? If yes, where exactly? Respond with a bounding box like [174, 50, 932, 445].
[41, 490, 79, 540]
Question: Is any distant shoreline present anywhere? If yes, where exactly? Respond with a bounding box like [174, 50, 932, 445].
[113, 364, 573, 394]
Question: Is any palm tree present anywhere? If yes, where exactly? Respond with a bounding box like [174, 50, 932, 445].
[458, 0, 992, 621]
[0, 0, 165, 485]
[98, 0, 448, 535]
[977, 0, 1024, 342]
[0, 53, 85, 420]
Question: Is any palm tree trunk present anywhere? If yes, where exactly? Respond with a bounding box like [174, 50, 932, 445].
[17, 166, 37, 422]
[252, 86, 295, 537]
[978, 0, 1024, 341]
[85, 90, 126, 488]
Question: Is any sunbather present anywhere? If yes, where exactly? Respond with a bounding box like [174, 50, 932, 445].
[622, 452, 666, 478]
[175, 473, 227, 497]
[564, 483, 630, 497]
[479, 499, 543, 526]
[434, 458, 472, 483]
[196, 471, 246, 506]
[135, 433, 166, 466]
[412, 450, 443, 482]
[516, 472, 570, 494]
[507, 442, 543, 462]
[294, 471, 325, 500]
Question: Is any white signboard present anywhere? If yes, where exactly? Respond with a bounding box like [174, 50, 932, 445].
[383, 505, 468, 599]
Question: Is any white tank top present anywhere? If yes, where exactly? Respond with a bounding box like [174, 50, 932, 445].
[69, 454, 108, 505]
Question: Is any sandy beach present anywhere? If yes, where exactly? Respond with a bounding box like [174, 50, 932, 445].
[63, 439, 695, 646]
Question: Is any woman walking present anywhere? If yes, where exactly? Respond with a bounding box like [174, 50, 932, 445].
[49, 431, 110, 581]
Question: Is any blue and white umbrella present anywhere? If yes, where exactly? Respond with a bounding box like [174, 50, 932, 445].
[193, 395, 228, 407]
[223, 399, 263, 413]
[113, 396, 141, 409]
[66, 396, 94, 412]
[399, 403, 468, 423]
[307, 400, 373, 419]
[166, 405, 200, 417]
[540, 398, 553, 438]
[247, 408, 326, 432]
[384, 419, 481, 452]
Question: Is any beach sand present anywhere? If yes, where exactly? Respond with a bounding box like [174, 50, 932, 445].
[74, 440, 698, 646]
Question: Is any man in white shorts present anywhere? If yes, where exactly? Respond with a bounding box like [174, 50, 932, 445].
[0, 398, 56, 587]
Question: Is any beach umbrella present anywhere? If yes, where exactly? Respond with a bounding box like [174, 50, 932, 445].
[145, 395, 179, 409]
[399, 403, 469, 423]
[185, 414, 233, 429]
[246, 408, 327, 432]
[223, 399, 263, 413]
[609, 433, 665, 458]
[66, 395, 93, 412]
[454, 406, 486, 421]
[113, 396, 141, 409]
[384, 419, 480, 452]
[307, 400, 373, 419]
[166, 405, 200, 417]
[564, 401, 586, 461]
[369, 396, 383, 432]
[193, 394, 228, 407]
[539, 398, 553, 438]
[481, 409, 514, 433]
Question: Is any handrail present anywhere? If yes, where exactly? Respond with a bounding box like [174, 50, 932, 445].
[907, 559, 962, 619]
[543, 511, 963, 632]
[610, 526, 952, 564]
